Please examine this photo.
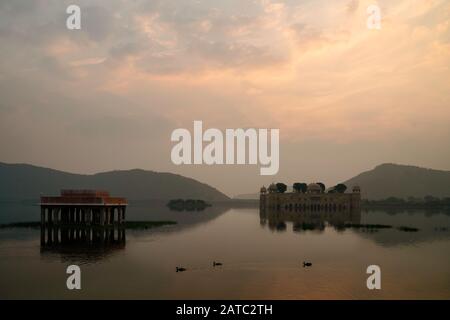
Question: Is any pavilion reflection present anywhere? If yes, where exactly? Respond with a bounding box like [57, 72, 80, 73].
[40, 225, 126, 263]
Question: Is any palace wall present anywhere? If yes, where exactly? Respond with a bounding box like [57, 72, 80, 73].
[260, 192, 361, 213]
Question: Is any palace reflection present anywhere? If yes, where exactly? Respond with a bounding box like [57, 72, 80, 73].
[260, 206, 361, 233]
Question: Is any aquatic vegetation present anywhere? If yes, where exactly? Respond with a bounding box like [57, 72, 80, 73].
[344, 223, 420, 232]
[344, 223, 392, 229]
[0, 221, 176, 230]
[0, 222, 41, 229]
[397, 226, 419, 232]
[125, 221, 176, 229]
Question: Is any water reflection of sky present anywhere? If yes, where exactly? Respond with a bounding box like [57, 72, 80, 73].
[0, 203, 449, 299]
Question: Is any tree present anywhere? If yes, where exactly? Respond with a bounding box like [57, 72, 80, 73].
[424, 195, 438, 203]
[443, 197, 450, 206]
[316, 182, 326, 193]
[407, 196, 420, 204]
[293, 182, 307, 193]
[276, 183, 287, 193]
[385, 197, 404, 204]
[334, 183, 347, 193]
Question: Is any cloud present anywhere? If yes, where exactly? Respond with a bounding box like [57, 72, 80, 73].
[0, 0, 449, 194]
[347, 0, 359, 14]
[82, 5, 116, 42]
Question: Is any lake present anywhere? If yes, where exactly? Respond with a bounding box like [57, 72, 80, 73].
[0, 202, 449, 299]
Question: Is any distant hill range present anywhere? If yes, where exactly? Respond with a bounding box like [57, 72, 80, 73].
[233, 193, 260, 200]
[234, 163, 450, 200]
[1, 162, 449, 202]
[344, 163, 450, 200]
[0, 162, 229, 201]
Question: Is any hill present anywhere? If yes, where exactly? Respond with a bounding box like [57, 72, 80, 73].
[0, 162, 230, 201]
[233, 193, 259, 200]
[344, 163, 450, 200]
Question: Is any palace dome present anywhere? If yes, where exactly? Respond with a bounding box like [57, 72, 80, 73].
[307, 183, 321, 194]
[268, 183, 277, 193]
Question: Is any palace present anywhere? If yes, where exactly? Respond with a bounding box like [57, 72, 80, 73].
[259, 183, 361, 213]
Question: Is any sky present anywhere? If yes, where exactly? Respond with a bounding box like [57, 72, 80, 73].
[0, 0, 449, 197]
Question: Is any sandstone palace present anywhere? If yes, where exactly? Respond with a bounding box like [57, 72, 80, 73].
[260, 182, 361, 213]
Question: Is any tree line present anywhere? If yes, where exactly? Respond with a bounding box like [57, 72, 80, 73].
[362, 196, 450, 208]
[274, 183, 348, 194]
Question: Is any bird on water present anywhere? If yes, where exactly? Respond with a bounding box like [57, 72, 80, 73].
[176, 267, 187, 272]
[213, 261, 223, 267]
[303, 262, 312, 267]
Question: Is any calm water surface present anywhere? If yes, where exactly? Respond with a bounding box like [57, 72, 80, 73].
[0, 202, 449, 299]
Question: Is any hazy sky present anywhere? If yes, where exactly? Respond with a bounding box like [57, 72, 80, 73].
[0, 0, 449, 197]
